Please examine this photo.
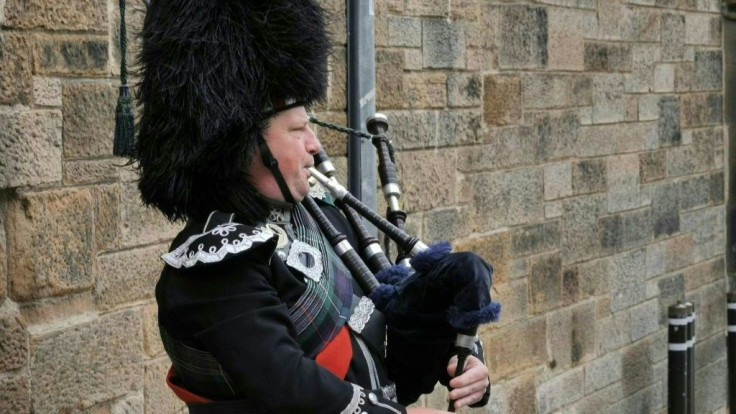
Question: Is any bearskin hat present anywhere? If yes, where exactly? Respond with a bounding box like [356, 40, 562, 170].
[134, 0, 331, 222]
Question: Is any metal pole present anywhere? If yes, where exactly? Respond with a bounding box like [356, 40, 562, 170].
[683, 302, 695, 414]
[668, 303, 688, 414]
[728, 292, 736, 410]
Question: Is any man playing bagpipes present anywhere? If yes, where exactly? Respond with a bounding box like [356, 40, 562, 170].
[134, 1, 497, 413]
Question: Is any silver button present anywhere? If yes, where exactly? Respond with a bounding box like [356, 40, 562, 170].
[368, 392, 379, 405]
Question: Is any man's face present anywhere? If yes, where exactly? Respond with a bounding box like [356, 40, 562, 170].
[247, 106, 321, 202]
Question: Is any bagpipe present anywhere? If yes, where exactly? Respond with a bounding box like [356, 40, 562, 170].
[303, 114, 501, 410]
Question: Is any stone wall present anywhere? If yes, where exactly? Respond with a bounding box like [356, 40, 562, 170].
[0, 0, 729, 413]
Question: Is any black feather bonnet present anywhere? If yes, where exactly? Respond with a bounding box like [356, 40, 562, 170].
[134, 0, 331, 222]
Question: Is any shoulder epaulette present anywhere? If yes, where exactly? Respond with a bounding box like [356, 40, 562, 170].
[162, 211, 276, 269]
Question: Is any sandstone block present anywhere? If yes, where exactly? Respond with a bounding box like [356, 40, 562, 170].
[621, 339, 655, 396]
[63, 159, 120, 186]
[450, 0, 481, 21]
[571, 122, 659, 157]
[396, 149, 455, 212]
[682, 254, 724, 292]
[33, 77, 61, 106]
[584, 42, 632, 72]
[695, 359, 728, 414]
[498, 6, 548, 69]
[439, 110, 483, 147]
[388, 17, 422, 47]
[663, 234, 694, 272]
[62, 82, 116, 158]
[574, 383, 624, 413]
[530, 253, 562, 314]
[651, 182, 680, 238]
[561, 195, 605, 264]
[534, 111, 582, 161]
[662, 13, 685, 61]
[422, 207, 471, 244]
[457, 126, 537, 172]
[675, 62, 694, 92]
[0, 110, 62, 189]
[578, 257, 610, 298]
[547, 307, 573, 371]
[678, 174, 711, 211]
[422, 19, 466, 69]
[0, 372, 30, 413]
[379, 110, 437, 150]
[630, 300, 659, 341]
[623, 6, 660, 42]
[92, 184, 121, 252]
[120, 182, 181, 247]
[639, 150, 665, 183]
[694, 50, 722, 91]
[18, 291, 95, 327]
[505, 372, 537, 414]
[546, 8, 592, 71]
[145, 358, 186, 414]
[454, 229, 511, 284]
[585, 352, 622, 395]
[544, 162, 572, 200]
[404, 72, 446, 108]
[447, 72, 482, 108]
[96, 244, 168, 310]
[573, 158, 606, 195]
[406, 0, 447, 16]
[666, 128, 716, 177]
[483, 75, 522, 126]
[685, 13, 721, 45]
[607, 154, 646, 213]
[624, 94, 638, 121]
[33, 34, 108, 76]
[695, 280, 727, 339]
[537, 368, 584, 413]
[468, 168, 544, 230]
[654, 63, 675, 92]
[658, 95, 681, 147]
[592, 74, 624, 124]
[376, 50, 406, 109]
[403, 48, 423, 71]
[523, 73, 592, 110]
[483, 317, 547, 380]
[596, 310, 631, 354]
[7, 188, 94, 301]
[610, 248, 647, 312]
[610, 383, 662, 412]
[488, 279, 527, 328]
[0, 312, 28, 372]
[625, 44, 661, 93]
[0, 32, 33, 104]
[512, 221, 560, 258]
[638, 95, 659, 121]
[4, 0, 107, 31]
[30, 310, 143, 413]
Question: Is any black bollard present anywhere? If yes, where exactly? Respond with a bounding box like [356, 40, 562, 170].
[669, 303, 689, 414]
[728, 292, 736, 410]
[683, 302, 695, 414]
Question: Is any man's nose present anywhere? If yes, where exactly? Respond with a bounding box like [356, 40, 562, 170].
[305, 126, 321, 155]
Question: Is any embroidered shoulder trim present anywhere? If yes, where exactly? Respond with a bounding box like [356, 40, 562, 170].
[162, 223, 275, 269]
[340, 384, 365, 414]
[348, 296, 375, 334]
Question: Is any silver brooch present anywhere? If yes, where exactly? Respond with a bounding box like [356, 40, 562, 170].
[265, 223, 288, 249]
[308, 181, 327, 200]
[286, 239, 323, 283]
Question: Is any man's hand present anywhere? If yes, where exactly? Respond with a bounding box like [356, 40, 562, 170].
[446, 355, 490, 410]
